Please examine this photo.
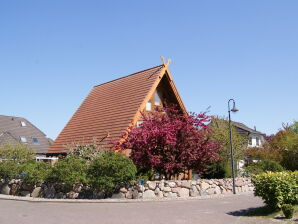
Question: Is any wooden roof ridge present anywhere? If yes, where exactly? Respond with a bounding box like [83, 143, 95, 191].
[93, 64, 164, 88]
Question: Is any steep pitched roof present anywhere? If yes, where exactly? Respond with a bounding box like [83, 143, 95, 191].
[0, 115, 50, 154]
[232, 121, 264, 135]
[49, 64, 186, 154]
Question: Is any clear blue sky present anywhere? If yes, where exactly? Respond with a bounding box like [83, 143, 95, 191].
[1, 1, 297, 139]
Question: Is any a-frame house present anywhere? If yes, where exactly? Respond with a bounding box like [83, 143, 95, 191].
[48, 58, 187, 155]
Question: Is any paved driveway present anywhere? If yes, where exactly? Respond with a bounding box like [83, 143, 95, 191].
[0, 193, 286, 224]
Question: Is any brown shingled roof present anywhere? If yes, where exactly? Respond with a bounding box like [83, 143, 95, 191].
[49, 64, 186, 154]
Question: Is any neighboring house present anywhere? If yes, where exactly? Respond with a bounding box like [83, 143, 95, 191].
[0, 115, 52, 160]
[48, 60, 187, 155]
[232, 121, 265, 148]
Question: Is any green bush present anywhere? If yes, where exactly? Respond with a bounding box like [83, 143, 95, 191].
[47, 155, 88, 192]
[0, 161, 21, 181]
[20, 161, 51, 186]
[252, 171, 298, 209]
[88, 151, 137, 194]
[0, 143, 35, 162]
[201, 160, 232, 179]
[244, 160, 284, 176]
[281, 204, 294, 219]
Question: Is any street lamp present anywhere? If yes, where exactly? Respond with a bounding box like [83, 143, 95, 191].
[228, 99, 238, 194]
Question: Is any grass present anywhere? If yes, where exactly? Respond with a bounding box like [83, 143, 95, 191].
[243, 204, 298, 219]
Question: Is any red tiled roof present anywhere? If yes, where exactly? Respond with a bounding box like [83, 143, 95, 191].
[49, 65, 165, 153]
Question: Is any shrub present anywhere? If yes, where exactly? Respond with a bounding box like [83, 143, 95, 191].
[201, 160, 232, 179]
[281, 204, 294, 219]
[20, 161, 51, 186]
[0, 161, 21, 181]
[0, 143, 35, 162]
[47, 155, 88, 192]
[244, 160, 284, 176]
[88, 151, 137, 194]
[252, 171, 298, 209]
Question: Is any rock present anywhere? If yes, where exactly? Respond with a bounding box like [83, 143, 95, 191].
[190, 186, 200, 197]
[19, 191, 30, 197]
[111, 192, 125, 199]
[120, 187, 128, 193]
[10, 184, 20, 196]
[214, 186, 221, 194]
[158, 181, 164, 191]
[66, 191, 79, 199]
[167, 192, 177, 198]
[207, 188, 215, 195]
[138, 185, 145, 192]
[73, 184, 82, 193]
[176, 181, 182, 187]
[55, 192, 66, 199]
[196, 185, 201, 191]
[164, 187, 171, 192]
[31, 187, 41, 198]
[154, 187, 160, 194]
[157, 191, 163, 198]
[147, 181, 156, 190]
[1, 184, 10, 195]
[235, 180, 244, 187]
[132, 190, 140, 199]
[125, 190, 133, 199]
[142, 190, 156, 199]
[44, 185, 56, 198]
[200, 182, 210, 191]
[249, 187, 254, 191]
[168, 182, 176, 188]
[177, 188, 189, 197]
[171, 187, 180, 193]
[191, 180, 197, 186]
[181, 181, 191, 189]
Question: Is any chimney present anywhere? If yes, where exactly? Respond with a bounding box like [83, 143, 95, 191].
[254, 126, 256, 131]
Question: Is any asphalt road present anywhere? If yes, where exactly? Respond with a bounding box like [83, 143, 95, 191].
[0, 193, 281, 224]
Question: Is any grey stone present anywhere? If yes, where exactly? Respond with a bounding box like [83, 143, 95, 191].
[44, 185, 56, 198]
[190, 186, 200, 197]
[132, 190, 140, 199]
[214, 186, 221, 194]
[120, 187, 128, 193]
[167, 192, 177, 198]
[31, 187, 42, 198]
[147, 181, 156, 190]
[1, 184, 10, 195]
[10, 184, 19, 196]
[111, 192, 125, 199]
[154, 187, 160, 194]
[176, 181, 182, 187]
[157, 191, 163, 198]
[168, 182, 176, 188]
[191, 180, 197, 186]
[177, 188, 189, 197]
[164, 187, 171, 192]
[171, 187, 180, 193]
[181, 181, 191, 189]
[66, 191, 79, 199]
[142, 190, 156, 199]
[20, 191, 31, 197]
[55, 192, 66, 199]
[207, 188, 215, 195]
[200, 182, 210, 191]
[125, 190, 133, 199]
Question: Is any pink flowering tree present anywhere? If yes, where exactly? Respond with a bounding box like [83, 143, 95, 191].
[114, 107, 220, 179]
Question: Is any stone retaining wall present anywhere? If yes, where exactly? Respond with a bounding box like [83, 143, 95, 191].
[0, 178, 254, 199]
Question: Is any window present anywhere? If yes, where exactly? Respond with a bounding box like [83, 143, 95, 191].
[155, 91, 162, 106]
[20, 137, 27, 143]
[20, 121, 26, 127]
[146, 101, 152, 111]
[32, 138, 39, 144]
[256, 137, 260, 146]
[249, 137, 253, 145]
[136, 120, 143, 127]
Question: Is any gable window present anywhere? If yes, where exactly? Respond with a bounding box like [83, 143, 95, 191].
[20, 137, 27, 143]
[136, 120, 143, 127]
[155, 91, 162, 106]
[146, 101, 152, 111]
[32, 138, 39, 144]
[20, 121, 26, 127]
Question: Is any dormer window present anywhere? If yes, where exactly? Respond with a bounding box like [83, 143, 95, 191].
[20, 137, 27, 143]
[155, 91, 162, 106]
[20, 121, 26, 127]
[146, 101, 152, 111]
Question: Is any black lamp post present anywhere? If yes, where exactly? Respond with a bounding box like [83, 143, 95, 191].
[228, 99, 238, 194]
